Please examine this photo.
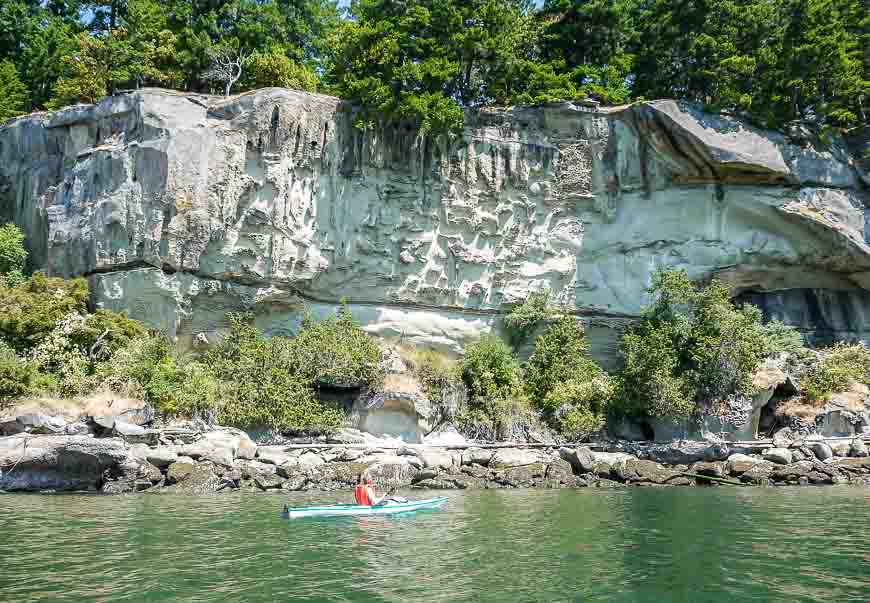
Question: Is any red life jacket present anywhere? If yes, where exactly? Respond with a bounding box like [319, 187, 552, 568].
[354, 484, 372, 506]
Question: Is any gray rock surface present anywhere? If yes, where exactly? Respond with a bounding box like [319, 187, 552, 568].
[850, 439, 869, 457]
[489, 448, 545, 468]
[763, 448, 793, 465]
[4, 89, 869, 365]
[809, 442, 833, 461]
[0, 435, 130, 491]
[726, 454, 762, 476]
[559, 446, 597, 474]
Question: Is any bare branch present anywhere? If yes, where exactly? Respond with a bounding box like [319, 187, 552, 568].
[203, 47, 252, 96]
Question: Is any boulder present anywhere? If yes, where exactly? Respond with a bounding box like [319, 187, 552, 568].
[702, 444, 730, 462]
[545, 458, 575, 482]
[91, 415, 116, 432]
[18, 413, 66, 434]
[64, 422, 92, 436]
[726, 454, 762, 476]
[740, 462, 775, 485]
[809, 442, 833, 461]
[850, 439, 869, 457]
[494, 463, 547, 487]
[297, 452, 325, 467]
[489, 448, 544, 469]
[161, 464, 221, 494]
[558, 447, 596, 474]
[367, 458, 420, 487]
[461, 447, 494, 467]
[236, 436, 257, 460]
[419, 449, 456, 471]
[253, 473, 285, 490]
[146, 447, 179, 469]
[0, 435, 130, 492]
[0, 416, 26, 436]
[763, 448, 792, 465]
[771, 461, 814, 482]
[422, 424, 467, 446]
[238, 460, 277, 480]
[182, 439, 234, 467]
[831, 441, 852, 457]
[256, 446, 297, 466]
[117, 403, 155, 426]
[101, 459, 159, 494]
[772, 431, 793, 449]
[326, 429, 369, 445]
[165, 461, 196, 485]
[113, 421, 159, 445]
[643, 442, 709, 465]
[619, 459, 675, 484]
[339, 448, 365, 461]
[689, 462, 726, 478]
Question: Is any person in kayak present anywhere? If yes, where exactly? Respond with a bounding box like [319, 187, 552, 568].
[354, 471, 388, 506]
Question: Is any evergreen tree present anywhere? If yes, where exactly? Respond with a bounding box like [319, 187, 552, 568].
[0, 61, 28, 121]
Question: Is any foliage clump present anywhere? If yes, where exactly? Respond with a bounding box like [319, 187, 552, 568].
[503, 291, 555, 346]
[801, 343, 870, 402]
[618, 268, 803, 420]
[458, 335, 536, 440]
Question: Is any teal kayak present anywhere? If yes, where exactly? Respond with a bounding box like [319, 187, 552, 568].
[282, 497, 448, 519]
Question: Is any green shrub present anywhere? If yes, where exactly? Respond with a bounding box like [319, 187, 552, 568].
[0, 224, 27, 276]
[544, 375, 614, 440]
[70, 310, 149, 359]
[0, 344, 34, 406]
[458, 335, 536, 440]
[617, 268, 769, 419]
[405, 348, 464, 423]
[0, 273, 89, 354]
[525, 315, 603, 405]
[206, 313, 344, 432]
[802, 343, 870, 402]
[762, 320, 807, 355]
[287, 305, 384, 389]
[503, 291, 554, 346]
[461, 335, 522, 403]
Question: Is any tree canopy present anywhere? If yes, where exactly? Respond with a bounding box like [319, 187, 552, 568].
[0, 0, 864, 132]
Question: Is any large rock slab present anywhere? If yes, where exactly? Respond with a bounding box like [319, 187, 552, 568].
[489, 448, 546, 469]
[0, 435, 130, 491]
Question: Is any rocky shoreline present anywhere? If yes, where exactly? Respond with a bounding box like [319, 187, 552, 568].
[1, 412, 869, 494]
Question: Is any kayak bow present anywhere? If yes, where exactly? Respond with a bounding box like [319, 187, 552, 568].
[282, 497, 448, 519]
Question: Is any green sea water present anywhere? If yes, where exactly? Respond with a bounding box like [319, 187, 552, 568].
[1, 487, 869, 602]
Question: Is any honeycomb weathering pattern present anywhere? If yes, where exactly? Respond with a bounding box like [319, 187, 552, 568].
[1, 88, 869, 365]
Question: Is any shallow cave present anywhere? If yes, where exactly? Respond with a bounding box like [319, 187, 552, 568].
[758, 378, 801, 437]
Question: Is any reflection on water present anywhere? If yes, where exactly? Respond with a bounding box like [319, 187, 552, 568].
[1, 487, 869, 602]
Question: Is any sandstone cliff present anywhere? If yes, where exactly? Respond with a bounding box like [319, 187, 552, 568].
[1, 88, 868, 364]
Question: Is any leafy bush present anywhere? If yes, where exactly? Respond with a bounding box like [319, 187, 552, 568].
[245, 51, 318, 92]
[0, 224, 27, 276]
[503, 291, 555, 346]
[0, 343, 34, 407]
[544, 375, 614, 439]
[801, 343, 870, 402]
[525, 315, 603, 405]
[287, 306, 384, 389]
[405, 348, 465, 425]
[0, 273, 89, 354]
[458, 335, 536, 440]
[762, 320, 807, 355]
[617, 268, 769, 419]
[205, 313, 344, 432]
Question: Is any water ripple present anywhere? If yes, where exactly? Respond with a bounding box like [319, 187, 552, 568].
[2, 487, 869, 602]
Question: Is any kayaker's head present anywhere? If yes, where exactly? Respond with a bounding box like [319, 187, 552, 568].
[359, 470, 373, 485]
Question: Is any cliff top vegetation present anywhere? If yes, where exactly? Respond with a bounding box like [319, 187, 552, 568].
[0, 0, 865, 135]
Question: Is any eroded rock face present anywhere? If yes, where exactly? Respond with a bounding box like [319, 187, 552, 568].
[3, 89, 869, 364]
